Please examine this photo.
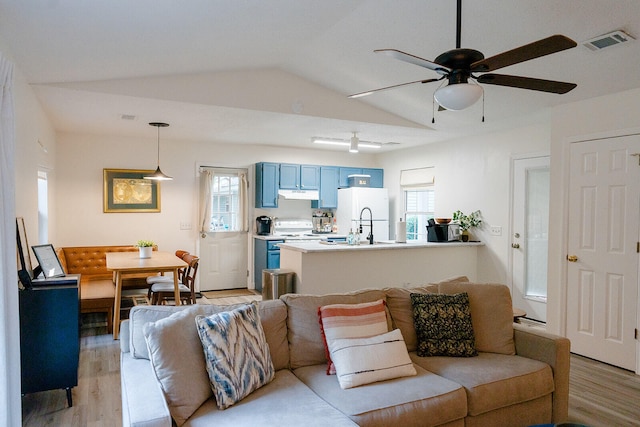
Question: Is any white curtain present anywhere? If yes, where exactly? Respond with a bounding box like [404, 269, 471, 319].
[199, 170, 213, 234]
[199, 168, 249, 233]
[0, 53, 21, 427]
[239, 172, 249, 232]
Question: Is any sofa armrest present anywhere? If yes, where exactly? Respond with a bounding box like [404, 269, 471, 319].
[121, 351, 172, 427]
[120, 320, 130, 353]
[513, 323, 570, 423]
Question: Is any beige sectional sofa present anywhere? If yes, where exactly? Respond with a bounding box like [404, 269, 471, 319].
[120, 280, 570, 427]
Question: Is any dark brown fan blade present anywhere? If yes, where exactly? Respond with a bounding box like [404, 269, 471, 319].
[471, 35, 577, 72]
[348, 78, 442, 99]
[476, 73, 576, 94]
[375, 49, 451, 75]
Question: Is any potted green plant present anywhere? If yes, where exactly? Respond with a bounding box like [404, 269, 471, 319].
[136, 240, 154, 258]
[452, 210, 482, 242]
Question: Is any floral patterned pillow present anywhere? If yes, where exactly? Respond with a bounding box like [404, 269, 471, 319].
[411, 292, 477, 357]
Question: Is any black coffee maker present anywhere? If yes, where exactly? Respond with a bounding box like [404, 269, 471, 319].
[256, 216, 272, 235]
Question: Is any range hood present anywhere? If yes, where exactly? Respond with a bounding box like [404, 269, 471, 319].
[278, 189, 320, 200]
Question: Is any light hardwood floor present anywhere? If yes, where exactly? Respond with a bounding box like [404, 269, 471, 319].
[22, 299, 640, 427]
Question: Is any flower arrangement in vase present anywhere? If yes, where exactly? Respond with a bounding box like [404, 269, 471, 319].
[452, 210, 482, 241]
[136, 240, 154, 258]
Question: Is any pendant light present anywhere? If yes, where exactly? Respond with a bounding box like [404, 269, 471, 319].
[144, 122, 173, 181]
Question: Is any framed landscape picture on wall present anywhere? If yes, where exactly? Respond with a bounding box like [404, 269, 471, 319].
[103, 169, 161, 213]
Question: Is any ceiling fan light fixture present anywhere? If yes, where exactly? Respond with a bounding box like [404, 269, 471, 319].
[434, 83, 483, 111]
[145, 122, 173, 181]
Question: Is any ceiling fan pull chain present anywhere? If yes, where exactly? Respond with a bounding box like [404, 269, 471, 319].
[481, 92, 485, 123]
[432, 96, 436, 124]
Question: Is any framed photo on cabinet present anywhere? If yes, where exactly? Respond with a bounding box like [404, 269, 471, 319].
[103, 169, 161, 213]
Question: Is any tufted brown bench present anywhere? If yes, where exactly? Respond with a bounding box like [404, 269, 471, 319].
[56, 245, 158, 333]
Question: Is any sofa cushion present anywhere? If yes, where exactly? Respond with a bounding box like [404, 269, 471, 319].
[411, 292, 477, 357]
[143, 305, 216, 426]
[281, 289, 387, 370]
[410, 352, 554, 416]
[318, 299, 389, 374]
[328, 329, 416, 389]
[183, 370, 358, 427]
[255, 299, 289, 371]
[431, 275, 470, 285]
[196, 303, 275, 410]
[384, 285, 437, 352]
[129, 301, 287, 366]
[80, 278, 115, 300]
[438, 282, 515, 355]
[129, 305, 193, 359]
[294, 363, 467, 427]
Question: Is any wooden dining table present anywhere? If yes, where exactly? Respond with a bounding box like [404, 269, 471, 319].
[106, 251, 188, 339]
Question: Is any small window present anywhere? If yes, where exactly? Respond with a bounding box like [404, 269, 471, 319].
[404, 187, 435, 240]
[210, 174, 240, 231]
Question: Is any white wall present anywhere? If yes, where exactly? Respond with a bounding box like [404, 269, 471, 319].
[13, 63, 57, 247]
[54, 132, 380, 254]
[547, 87, 640, 335]
[1, 41, 57, 427]
[377, 122, 550, 284]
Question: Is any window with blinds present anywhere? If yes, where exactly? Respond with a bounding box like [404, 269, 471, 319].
[401, 167, 435, 241]
[404, 188, 435, 240]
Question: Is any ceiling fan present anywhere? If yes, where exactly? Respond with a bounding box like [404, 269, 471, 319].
[349, 0, 578, 111]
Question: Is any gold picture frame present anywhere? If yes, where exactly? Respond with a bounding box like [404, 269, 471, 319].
[103, 169, 161, 213]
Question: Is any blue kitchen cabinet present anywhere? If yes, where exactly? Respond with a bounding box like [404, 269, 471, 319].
[338, 167, 384, 188]
[312, 166, 340, 209]
[300, 164, 320, 190]
[364, 168, 384, 188]
[254, 239, 284, 292]
[279, 163, 300, 190]
[255, 162, 279, 208]
[280, 163, 320, 190]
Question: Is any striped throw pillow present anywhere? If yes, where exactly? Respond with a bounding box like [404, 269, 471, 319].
[318, 299, 389, 374]
[195, 303, 275, 410]
[327, 329, 416, 389]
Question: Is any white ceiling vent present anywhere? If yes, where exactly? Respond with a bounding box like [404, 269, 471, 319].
[582, 30, 634, 51]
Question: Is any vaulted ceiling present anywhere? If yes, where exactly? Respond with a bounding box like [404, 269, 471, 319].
[1, 0, 639, 152]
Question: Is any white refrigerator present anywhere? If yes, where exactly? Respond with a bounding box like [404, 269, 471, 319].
[336, 187, 389, 241]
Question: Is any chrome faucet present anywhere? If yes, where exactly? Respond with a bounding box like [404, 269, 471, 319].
[359, 207, 374, 245]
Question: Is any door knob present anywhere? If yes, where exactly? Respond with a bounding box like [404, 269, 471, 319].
[567, 255, 578, 262]
[511, 243, 520, 249]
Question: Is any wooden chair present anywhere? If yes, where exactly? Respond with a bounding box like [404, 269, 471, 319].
[148, 254, 199, 305]
[146, 250, 190, 290]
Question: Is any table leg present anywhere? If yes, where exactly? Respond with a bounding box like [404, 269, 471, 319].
[113, 271, 122, 339]
[173, 268, 181, 306]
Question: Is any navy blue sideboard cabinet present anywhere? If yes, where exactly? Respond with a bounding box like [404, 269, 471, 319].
[19, 275, 80, 407]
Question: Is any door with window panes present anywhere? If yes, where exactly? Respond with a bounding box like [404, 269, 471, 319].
[199, 168, 248, 291]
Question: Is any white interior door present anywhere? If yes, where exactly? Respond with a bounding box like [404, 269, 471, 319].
[511, 156, 550, 322]
[566, 135, 640, 371]
[198, 168, 249, 291]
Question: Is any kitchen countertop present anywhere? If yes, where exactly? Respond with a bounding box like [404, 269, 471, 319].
[278, 240, 484, 253]
[253, 234, 346, 241]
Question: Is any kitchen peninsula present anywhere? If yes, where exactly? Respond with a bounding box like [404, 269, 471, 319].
[278, 240, 483, 294]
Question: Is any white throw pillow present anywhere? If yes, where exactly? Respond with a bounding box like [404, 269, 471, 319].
[318, 299, 389, 374]
[196, 303, 275, 410]
[327, 329, 416, 389]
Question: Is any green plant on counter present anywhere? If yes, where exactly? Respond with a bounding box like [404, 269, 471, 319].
[452, 210, 482, 232]
[136, 240, 155, 247]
